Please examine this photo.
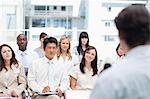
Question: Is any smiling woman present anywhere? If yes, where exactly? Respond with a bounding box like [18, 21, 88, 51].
[56, 35, 79, 87]
[69, 46, 99, 90]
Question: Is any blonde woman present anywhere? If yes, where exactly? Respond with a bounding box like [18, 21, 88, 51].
[57, 35, 79, 73]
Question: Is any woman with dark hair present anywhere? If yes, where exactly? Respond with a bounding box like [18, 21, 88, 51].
[72, 32, 89, 63]
[69, 46, 98, 90]
[34, 32, 48, 58]
[0, 44, 26, 98]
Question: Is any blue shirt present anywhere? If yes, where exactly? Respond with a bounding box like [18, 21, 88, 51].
[91, 45, 150, 99]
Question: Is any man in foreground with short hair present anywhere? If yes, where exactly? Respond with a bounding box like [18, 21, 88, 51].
[91, 5, 150, 99]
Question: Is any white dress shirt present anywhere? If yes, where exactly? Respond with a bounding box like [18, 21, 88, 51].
[15, 50, 35, 69]
[91, 45, 150, 99]
[57, 54, 79, 73]
[72, 46, 83, 64]
[70, 64, 98, 90]
[28, 56, 68, 93]
[33, 47, 44, 58]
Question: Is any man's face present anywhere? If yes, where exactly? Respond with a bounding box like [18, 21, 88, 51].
[45, 43, 57, 60]
[17, 34, 28, 51]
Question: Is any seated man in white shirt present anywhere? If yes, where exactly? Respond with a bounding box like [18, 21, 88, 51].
[28, 37, 68, 99]
[15, 33, 35, 76]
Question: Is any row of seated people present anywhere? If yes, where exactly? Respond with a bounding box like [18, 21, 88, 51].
[15, 31, 90, 76]
[0, 32, 124, 99]
[0, 4, 149, 99]
[0, 36, 102, 99]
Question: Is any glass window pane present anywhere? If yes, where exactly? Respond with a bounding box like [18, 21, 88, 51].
[32, 18, 45, 27]
[6, 14, 16, 29]
[35, 6, 46, 10]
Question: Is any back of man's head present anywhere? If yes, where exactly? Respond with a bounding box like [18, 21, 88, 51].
[115, 5, 150, 48]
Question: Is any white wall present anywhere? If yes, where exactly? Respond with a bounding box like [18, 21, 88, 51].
[87, 0, 119, 60]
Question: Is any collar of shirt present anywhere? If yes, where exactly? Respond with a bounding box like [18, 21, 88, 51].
[43, 56, 57, 65]
[18, 50, 28, 55]
[58, 55, 70, 61]
[124, 45, 150, 60]
[84, 67, 94, 76]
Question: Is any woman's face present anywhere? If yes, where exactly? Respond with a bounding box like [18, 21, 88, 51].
[1, 46, 12, 61]
[60, 39, 70, 52]
[81, 38, 88, 45]
[84, 49, 96, 62]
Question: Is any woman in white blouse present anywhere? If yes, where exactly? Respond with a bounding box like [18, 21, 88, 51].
[72, 32, 89, 63]
[0, 44, 26, 99]
[69, 46, 98, 90]
[57, 35, 79, 73]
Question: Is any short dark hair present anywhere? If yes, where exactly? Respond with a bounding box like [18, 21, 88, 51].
[39, 32, 48, 40]
[17, 34, 27, 41]
[115, 5, 150, 48]
[43, 37, 58, 50]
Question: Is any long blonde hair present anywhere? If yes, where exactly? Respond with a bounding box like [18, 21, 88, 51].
[57, 35, 72, 60]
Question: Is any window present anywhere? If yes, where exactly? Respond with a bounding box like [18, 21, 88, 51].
[6, 14, 16, 29]
[35, 6, 46, 10]
[61, 6, 66, 11]
[67, 19, 72, 29]
[60, 19, 66, 28]
[53, 19, 59, 27]
[32, 18, 45, 27]
[47, 6, 50, 10]
[104, 35, 115, 42]
[53, 6, 57, 10]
